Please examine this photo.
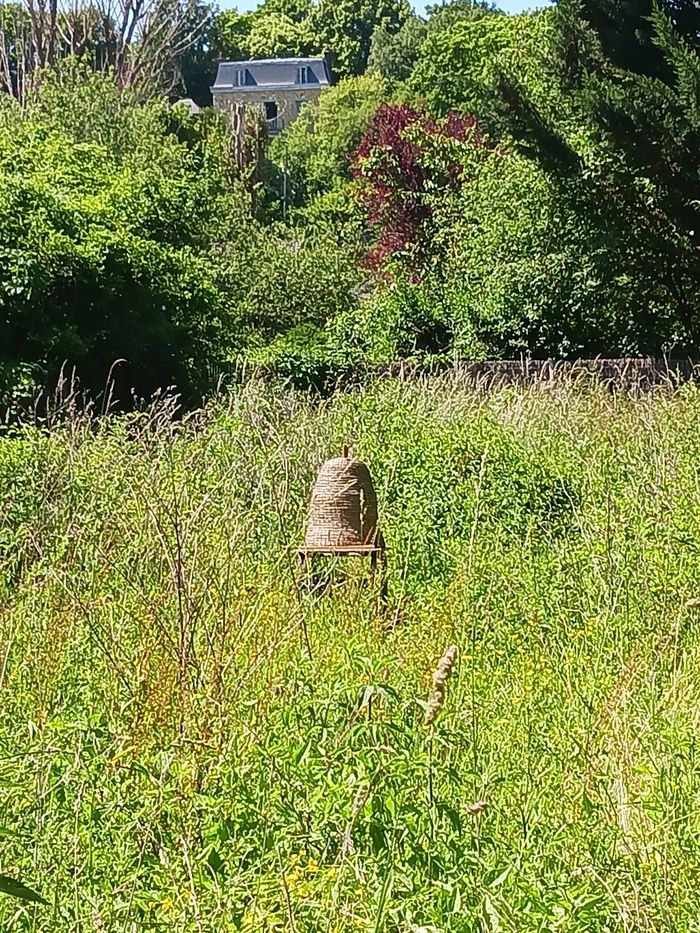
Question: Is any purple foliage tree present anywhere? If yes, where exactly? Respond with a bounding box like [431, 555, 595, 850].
[352, 103, 483, 269]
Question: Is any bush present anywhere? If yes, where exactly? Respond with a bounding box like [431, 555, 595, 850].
[221, 223, 365, 348]
[246, 323, 350, 391]
[0, 65, 249, 405]
[329, 280, 466, 365]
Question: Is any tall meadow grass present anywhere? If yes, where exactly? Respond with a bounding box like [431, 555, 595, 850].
[1, 375, 700, 931]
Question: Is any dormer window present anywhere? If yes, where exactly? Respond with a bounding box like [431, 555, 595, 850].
[297, 65, 316, 85]
[234, 68, 255, 87]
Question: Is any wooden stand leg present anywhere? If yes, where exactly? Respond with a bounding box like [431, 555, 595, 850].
[380, 551, 388, 612]
[298, 550, 314, 596]
[368, 550, 388, 614]
[298, 548, 387, 611]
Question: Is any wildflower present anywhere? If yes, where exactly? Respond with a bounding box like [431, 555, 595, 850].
[424, 644, 458, 726]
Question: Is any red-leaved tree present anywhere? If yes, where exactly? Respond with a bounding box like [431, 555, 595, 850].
[352, 103, 483, 269]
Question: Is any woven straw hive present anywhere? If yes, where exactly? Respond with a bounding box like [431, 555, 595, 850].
[304, 446, 380, 549]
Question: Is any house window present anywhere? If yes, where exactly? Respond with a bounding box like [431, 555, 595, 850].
[297, 65, 316, 85]
[264, 100, 282, 133]
[234, 68, 255, 87]
[295, 99, 305, 115]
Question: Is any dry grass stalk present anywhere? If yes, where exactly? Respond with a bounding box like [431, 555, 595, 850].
[424, 645, 458, 726]
[467, 800, 488, 815]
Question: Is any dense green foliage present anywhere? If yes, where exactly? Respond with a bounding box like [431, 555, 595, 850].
[4, 3, 700, 924]
[2, 378, 700, 929]
[330, 0, 700, 367]
[0, 64, 361, 403]
[409, 11, 533, 114]
[486, 0, 700, 353]
[268, 73, 387, 201]
[3, 0, 700, 401]
[0, 69, 240, 404]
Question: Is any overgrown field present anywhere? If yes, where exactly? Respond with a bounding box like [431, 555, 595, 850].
[1, 378, 700, 932]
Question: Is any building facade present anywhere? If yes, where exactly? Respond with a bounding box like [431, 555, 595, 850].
[211, 57, 330, 136]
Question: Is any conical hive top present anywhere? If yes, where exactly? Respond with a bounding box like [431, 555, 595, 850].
[304, 446, 379, 549]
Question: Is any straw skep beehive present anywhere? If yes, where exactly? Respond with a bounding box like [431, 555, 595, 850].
[304, 446, 380, 550]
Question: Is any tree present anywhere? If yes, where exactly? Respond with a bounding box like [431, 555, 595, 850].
[352, 102, 483, 268]
[246, 11, 309, 58]
[210, 0, 314, 64]
[269, 72, 387, 202]
[575, 0, 700, 75]
[178, 2, 218, 106]
[367, 15, 428, 84]
[306, 0, 410, 78]
[210, 8, 255, 62]
[259, 0, 312, 22]
[0, 3, 32, 99]
[410, 11, 537, 116]
[0, 0, 209, 101]
[426, 0, 496, 31]
[488, 0, 700, 351]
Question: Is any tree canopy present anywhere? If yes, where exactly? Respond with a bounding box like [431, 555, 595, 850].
[3, 0, 700, 401]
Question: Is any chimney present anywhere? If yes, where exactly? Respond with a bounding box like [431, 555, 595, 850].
[323, 50, 336, 86]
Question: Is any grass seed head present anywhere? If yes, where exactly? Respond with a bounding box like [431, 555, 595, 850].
[424, 644, 458, 726]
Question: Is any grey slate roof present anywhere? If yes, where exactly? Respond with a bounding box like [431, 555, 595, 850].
[173, 97, 202, 115]
[212, 57, 330, 93]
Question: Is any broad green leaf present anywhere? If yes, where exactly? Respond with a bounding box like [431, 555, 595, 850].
[0, 876, 47, 904]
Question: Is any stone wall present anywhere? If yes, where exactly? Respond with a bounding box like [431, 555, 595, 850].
[212, 86, 322, 131]
[373, 358, 697, 390]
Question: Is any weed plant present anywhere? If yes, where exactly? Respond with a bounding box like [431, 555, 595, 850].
[1, 376, 700, 931]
